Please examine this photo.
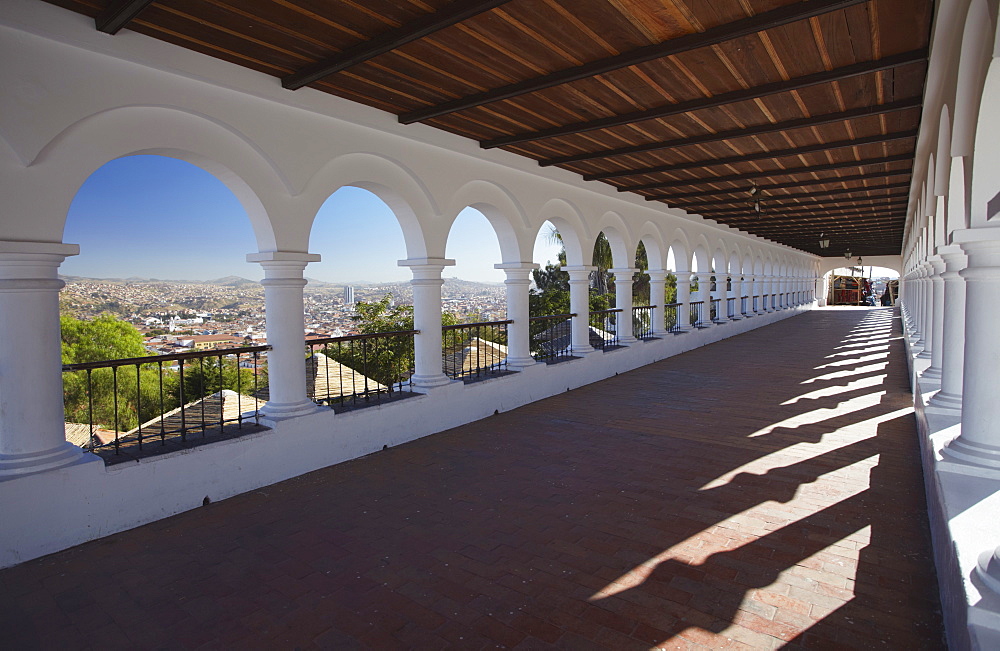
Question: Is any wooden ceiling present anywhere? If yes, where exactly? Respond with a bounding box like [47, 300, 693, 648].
[45, 0, 933, 257]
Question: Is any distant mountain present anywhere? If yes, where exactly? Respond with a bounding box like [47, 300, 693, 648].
[206, 275, 258, 287]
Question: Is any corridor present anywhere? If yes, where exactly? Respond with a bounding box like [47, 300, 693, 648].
[0, 308, 944, 649]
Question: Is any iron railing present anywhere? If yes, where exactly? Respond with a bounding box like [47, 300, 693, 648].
[307, 330, 418, 410]
[664, 303, 680, 332]
[741, 296, 750, 317]
[771, 294, 777, 310]
[727, 297, 736, 319]
[753, 295, 761, 313]
[442, 320, 511, 380]
[590, 308, 622, 349]
[633, 305, 656, 340]
[62, 345, 270, 456]
[710, 298, 723, 323]
[529, 313, 576, 363]
[690, 301, 706, 328]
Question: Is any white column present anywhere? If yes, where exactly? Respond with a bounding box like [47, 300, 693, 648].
[922, 257, 945, 378]
[694, 272, 711, 325]
[978, 547, 1000, 596]
[916, 263, 933, 356]
[0, 241, 86, 478]
[676, 272, 692, 330]
[248, 252, 324, 419]
[942, 232, 1000, 469]
[609, 267, 638, 343]
[728, 275, 742, 320]
[564, 266, 595, 354]
[648, 270, 668, 335]
[496, 262, 538, 368]
[762, 275, 773, 311]
[400, 258, 454, 389]
[928, 246, 966, 411]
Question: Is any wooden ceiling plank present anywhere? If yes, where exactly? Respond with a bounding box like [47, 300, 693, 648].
[585, 128, 917, 180]
[399, 0, 869, 124]
[670, 180, 913, 208]
[283, 0, 513, 90]
[699, 194, 910, 216]
[481, 49, 926, 148]
[540, 97, 921, 166]
[96, 0, 157, 34]
[622, 152, 914, 192]
[644, 167, 913, 201]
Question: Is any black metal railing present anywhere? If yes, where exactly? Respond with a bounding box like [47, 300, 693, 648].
[741, 296, 750, 317]
[62, 345, 270, 456]
[690, 301, 705, 328]
[307, 330, 417, 410]
[710, 298, 723, 322]
[727, 297, 736, 319]
[665, 303, 680, 333]
[529, 313, 576, 363]
[633, 305, 656, 340]
[771, 294, 777, 310]
[590, 308, 622, 350]
[442, 320, 511, 380]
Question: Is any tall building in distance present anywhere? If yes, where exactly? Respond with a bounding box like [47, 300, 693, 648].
[342, 286, 355, 305]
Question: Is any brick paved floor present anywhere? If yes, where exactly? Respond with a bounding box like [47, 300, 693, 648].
[0, 308, 944, 649]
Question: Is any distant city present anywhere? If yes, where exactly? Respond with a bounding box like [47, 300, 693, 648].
[60, 275, 506, 356]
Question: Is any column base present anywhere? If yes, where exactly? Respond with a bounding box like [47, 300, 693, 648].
[571, 345, 595, 354]
[942, 436, 1000, 470]
[618, 336, 638, 345]
[977, 547, 1000, 596]
[928, 390, 963, 411]
[505, 356, 537, 369]
[261, 399, 324, 420]
[651, 328, 670, 336]
[916, 349, 933, 359]
[0, 441, 86, 480]
[921, 365, 943, 380]
[410, 373, 454, 390]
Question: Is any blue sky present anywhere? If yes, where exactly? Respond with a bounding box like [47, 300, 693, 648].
[62, 155, 563, 284]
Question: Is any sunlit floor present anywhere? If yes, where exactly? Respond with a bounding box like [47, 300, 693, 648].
[0, 308, 944, 649]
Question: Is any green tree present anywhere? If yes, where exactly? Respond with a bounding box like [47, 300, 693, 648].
[61, 314, 173, 432]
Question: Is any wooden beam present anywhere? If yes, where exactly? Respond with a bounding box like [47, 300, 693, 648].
[621, 154, 914, 192]
[700, 195, 909, 217]
[669, 181, 913, 209]
[643, 168, 914, 202]
[721, 210, 906, 225]
[702, 203, 906, 224]
[95, 0, 156, 34]
[399, 0, 868, 124]
[482, 50, 927, 149]
[283, 0, 512, 90]
[584, 130, 918, 181]
[541, 97, 921, 167]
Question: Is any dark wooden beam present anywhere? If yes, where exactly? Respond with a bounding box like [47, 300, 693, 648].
[95, 0, 156, 34]
[701, 195, 909, 217]
[721, 209, 906, 225]
[669, 181, 913, 209]
[541, 97, 921, 167]
[399, 0, 868, 124]
[584, 130, 918, 181]
[621, 154, 914, 192]
[644, 168, 914, 202]
[283, 0, 512, 90]
[482, 50, 927, 149]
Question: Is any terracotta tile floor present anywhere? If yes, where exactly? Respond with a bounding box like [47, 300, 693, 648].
[0, 308, 945, 649]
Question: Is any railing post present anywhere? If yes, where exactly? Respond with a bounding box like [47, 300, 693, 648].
[496, 262, 538, 368]
[399, 258, 454, 389]
[564, 266, 596, 354]
[647, 270, 669, 335]
[941, 232, 1000, 469]
[928, 246, 966, 411]
[675, 271, 692, 330]
[248, 252, 324, 419]
[609, 267, 638, 344]
[0, 241, 86, 478]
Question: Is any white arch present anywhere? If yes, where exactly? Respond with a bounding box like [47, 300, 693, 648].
[304, 152, 438, 259]
[635, 222, 666, 270]
[953, 0, 995, 156]
[971, 56, 1000, 226]
[446, 179, 530, 263]
[537, 198, 588, 267]
[12, 105, 284, 250]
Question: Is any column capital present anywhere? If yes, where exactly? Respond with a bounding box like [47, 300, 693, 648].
[647, 269, 668, 282]
[248, 251, 320, 279]
[608, 267, 639, 276]
[562, 265, 595, 282]
[398, 257, 455, 274]
[0, 240, 80, 257]
[494, 261, 539, 271]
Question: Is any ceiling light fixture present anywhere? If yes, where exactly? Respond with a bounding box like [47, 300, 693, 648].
[819, 233, 830, 249]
